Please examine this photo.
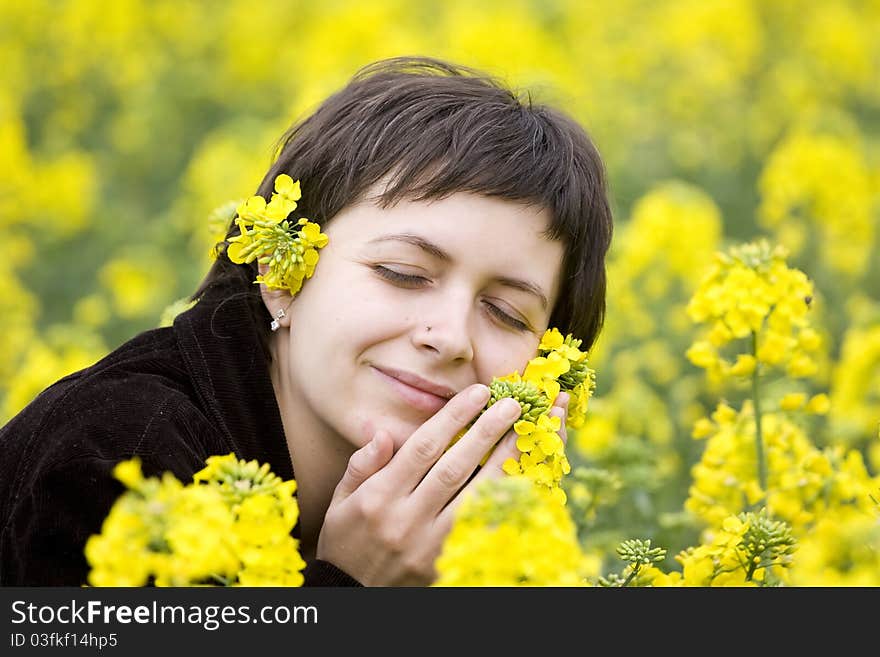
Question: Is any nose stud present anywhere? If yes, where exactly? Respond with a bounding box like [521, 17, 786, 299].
[426, 325, 432, 332]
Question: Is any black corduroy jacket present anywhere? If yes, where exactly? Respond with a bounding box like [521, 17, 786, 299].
[0, 276, 360, 586]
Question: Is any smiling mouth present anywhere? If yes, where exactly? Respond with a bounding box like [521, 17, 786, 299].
[370, 367, 452, 415]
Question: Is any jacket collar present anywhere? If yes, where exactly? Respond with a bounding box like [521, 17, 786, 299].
[172, 276, 294, 482]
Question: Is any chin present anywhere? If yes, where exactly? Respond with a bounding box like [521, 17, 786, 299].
[347, 411, 415, 451]
[381, 419, 419, 451]
[346, 396, 438, 452]
[376, 415, 428, 451]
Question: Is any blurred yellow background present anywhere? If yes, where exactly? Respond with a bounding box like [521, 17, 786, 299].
[2, 0, 878, 578]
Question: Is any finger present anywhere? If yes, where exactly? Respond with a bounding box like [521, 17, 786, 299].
[551, 400, 568, 447]
[466, 424, 521, 485]
[440, 395, 570, 523]
[554, 391, 570, 412]
[550, 392, 569, 443]
[436, 426, 521, 526]
[412, 396, 522, 514]
[331, 429, 394, 503]
[381, 383, 491, 493]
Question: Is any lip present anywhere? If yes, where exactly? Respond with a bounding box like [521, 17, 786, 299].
[371, 366, 457, 414]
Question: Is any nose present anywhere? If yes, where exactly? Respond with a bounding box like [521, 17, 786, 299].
[412, 289, 475, 363]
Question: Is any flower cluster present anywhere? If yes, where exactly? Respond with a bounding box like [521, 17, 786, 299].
[651, 509, 797, 587]
[787, 504, 880, 586]
[531, 328, 595, 429]
[226, 174, 329, 295]
[445, 327, 596, 504]
[688, 399, 878, 531]
[597, 539, 667, 587]
[496, 328, 595, 502]
[85, 454, 305, 587]
[829, 322, 880, 456]
[685, 239, 820, 384]
[758, 131, 874, 278]
[433, 476, 598, 586]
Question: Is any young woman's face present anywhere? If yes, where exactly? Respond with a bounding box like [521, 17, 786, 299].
[282, 190, 565, 450]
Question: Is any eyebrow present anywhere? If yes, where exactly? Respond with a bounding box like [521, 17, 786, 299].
[367, 233, 549, 310]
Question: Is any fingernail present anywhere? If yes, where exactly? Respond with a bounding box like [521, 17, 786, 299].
[469, 384, 490, 405]
[500, 398, 521, 420]
[558, 392, 570, 408]
[367, 434, 380, 455]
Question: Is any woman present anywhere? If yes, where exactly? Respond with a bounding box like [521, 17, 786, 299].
[0, 56, 613, 586]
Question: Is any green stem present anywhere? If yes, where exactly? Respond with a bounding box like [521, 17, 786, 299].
[209, 573, 232, 586]
[751, 331, 767, 498]
[622, 564, 640, 587]
[744, 556, 757, 582]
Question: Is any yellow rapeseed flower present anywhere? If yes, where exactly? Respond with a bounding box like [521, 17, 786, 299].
[805, 393, 830, 415]
[433, 477, 596, 586]
[779, 392, 807, 411]
[86, 454, 304, 587]
[686, 239, 818, 385]
[225, 175, 329, 296]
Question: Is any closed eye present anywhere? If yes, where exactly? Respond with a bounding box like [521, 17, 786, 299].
[483, 301, 529, 332]
[372, 265, 429, 287]
[374, 265, 530, 332]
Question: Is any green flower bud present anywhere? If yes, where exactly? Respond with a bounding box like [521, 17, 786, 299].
[616, 538, 667, 566]
[196, 455, 286, 507]
[738, 508, 797, 565]
[558, 359, 591, 391]
[487, 379, 550, 423]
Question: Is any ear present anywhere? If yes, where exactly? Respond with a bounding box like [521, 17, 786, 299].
[257, 262, 294, 329]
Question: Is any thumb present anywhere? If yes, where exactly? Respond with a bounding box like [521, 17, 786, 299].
[332, 429, 394, 502]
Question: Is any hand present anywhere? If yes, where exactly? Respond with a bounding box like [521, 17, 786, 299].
[316, 385, 570, 586]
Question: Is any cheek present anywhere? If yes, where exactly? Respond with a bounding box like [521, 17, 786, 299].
[307, 265, 404, 335]
[292, 267, 388, 344]
[476, 337, 539, 383]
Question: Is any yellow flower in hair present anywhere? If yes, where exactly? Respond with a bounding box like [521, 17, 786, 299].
[226, 174, 329, 296]
[236, 196, 268, 223]
[273, 174, 302, 206]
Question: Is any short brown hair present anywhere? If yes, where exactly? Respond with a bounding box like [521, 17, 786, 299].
[197, 56, 613, 357]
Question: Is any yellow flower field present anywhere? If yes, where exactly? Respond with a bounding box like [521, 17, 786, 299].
[2, 0, 878, 585]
